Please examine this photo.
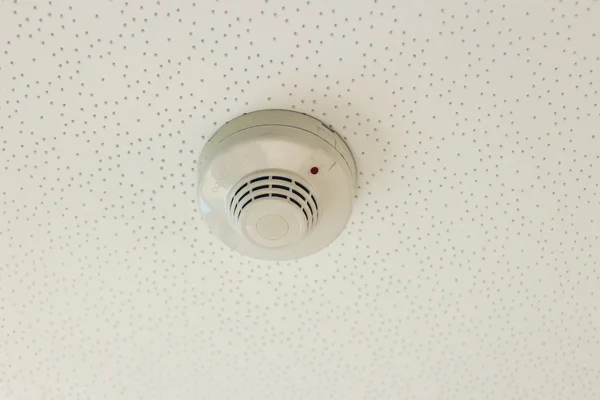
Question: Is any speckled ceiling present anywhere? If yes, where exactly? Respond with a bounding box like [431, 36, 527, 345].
[1, 0, 599, 399]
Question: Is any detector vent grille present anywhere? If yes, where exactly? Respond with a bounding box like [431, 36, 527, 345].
[229, 174, 319, 230]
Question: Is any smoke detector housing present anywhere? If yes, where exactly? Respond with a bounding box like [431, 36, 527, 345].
[197, 109, 357, 260]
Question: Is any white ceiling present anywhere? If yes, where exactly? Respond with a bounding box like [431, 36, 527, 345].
[1, 0, 599, 399]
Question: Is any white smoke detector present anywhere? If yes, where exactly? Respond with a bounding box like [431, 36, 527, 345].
[197, 109, 357, 260]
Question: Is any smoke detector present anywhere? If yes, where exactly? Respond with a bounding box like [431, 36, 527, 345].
[197, 109, 357, 260]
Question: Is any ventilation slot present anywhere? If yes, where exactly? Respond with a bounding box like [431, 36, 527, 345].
[292, 189, 305, 201]
[228, 174, 319, 230]
[295, 181, 310, 194]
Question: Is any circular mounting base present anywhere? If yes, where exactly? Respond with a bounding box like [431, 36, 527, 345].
[197, 109, 357, 261]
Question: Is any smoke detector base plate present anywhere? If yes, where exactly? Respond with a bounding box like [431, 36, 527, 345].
[197, 109, 357, 260]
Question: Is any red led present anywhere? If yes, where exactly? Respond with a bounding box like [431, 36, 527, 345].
[310, 166, 319, 175]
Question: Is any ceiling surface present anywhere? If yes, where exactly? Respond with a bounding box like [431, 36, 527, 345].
[1, 0, 600, 399]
